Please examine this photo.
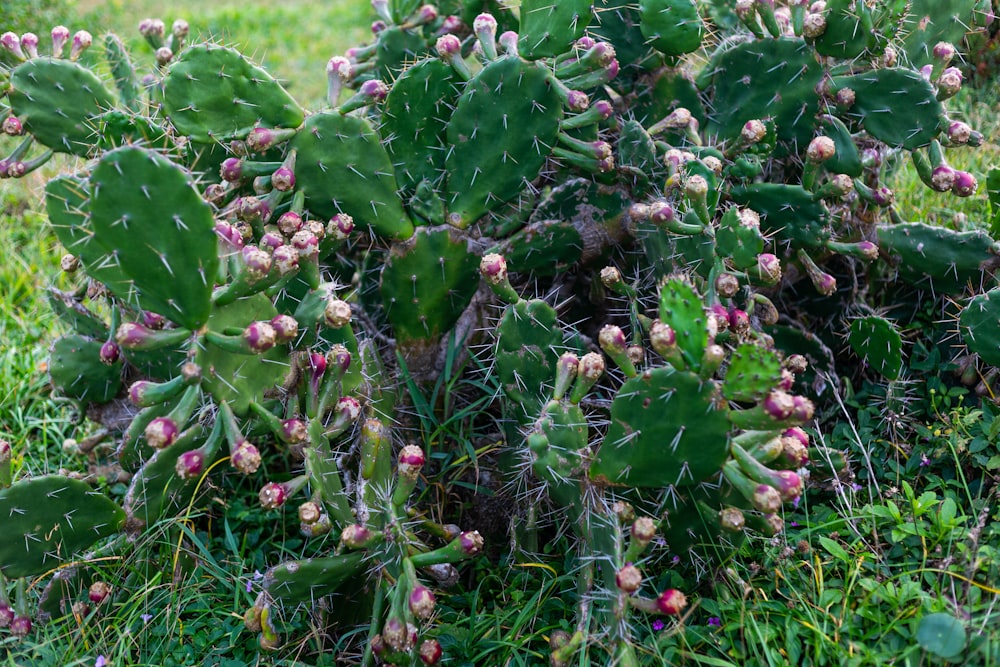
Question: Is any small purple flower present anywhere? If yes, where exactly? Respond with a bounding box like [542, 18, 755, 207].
[708, 617, 722, 627]
[789, 521, 800, 528]
[652, 620, 665, 632]
[920, 454, 931, 467]
[141, 613, 153, 623]
[96, 656, 107, 667]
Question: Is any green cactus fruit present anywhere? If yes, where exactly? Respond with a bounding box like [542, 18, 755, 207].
[8, 57, 116, 156]
[658, 277, 709, 369]
[495, 299, 563, 423]
[49, 334, 123, 403]
[848, 316, 903, 380]
[382, 58, 458, 199]
[729, 183, 830, 248]
[89, 146, 219, 329]
[0, 476, 124, 578]
[704, 38, 822, 153]
[617, 119, 660, 193]
[590, 367, 730, 487]
[819, 115, 863, 178]
[877, 222, 999, 294]
[161, 44, 304, 143]
[723, 343, 783, 402]
[45, 173, 133, 298]
[263, 553, 367, 604]
[378, 227, 479, 346]
[103, 33, 140, 112]
[445, 56, 563, 228]
[832, 69, 943, 149]
[292, 112, 414, 240]
[960, 287, 1000, 366]
[195, 293, 290, 415]
[531, 400, 589, 505]
[518, 0, 594, 59]
[813, 0, 876, 59]
[639, 0, 704, 57]
[716, 206, 765, 270]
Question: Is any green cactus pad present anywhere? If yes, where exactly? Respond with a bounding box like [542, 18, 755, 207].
[729, 183, 830, 247]
[292, 111, 414, 240]
[834, 69, 943, 149]
[445, 56, 563, 228]
[161, 44, 304, 142]
[495, 299, 563, 423]
[518, 0, 594, 59]
[590, 367, 729, 487]
[901, 0, 979, 67]
[716, 206, 766, 270]
[374, 26, 428, 81]
[723, 343, 783, 402]
[0, 476, 124, 578]
[639, 0, 704, 57]
[45, 174, 134, 297]
[533, 400, 589, 504]
[590, 0, 650, 70]
[195, 293, 290, 416]
[379, 227, 479, 343]
[8, 57, 116, 156]
[49, 334, 123, 403]
[658, 277, 709, 369]
[382, 58, 459, 198]
[263, 553, 366, 604]
[47, 289, 109, 339]
[820, 115, 863, 178]
[617, 119, 660, 192]
[877, 222, 998, 294]
[632, 68, 705, 132]
[104, 33, 141, 112]
[704, 38, 822, 152]
[89, 147, 219, 329]
[848, 316, 903, 380]
[960, 287, 1000, 366]
[95, 110, 173, 152]
[813, 0, 876, 59]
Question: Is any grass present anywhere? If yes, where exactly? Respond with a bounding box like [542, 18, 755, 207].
[3, 2, 1000, 665]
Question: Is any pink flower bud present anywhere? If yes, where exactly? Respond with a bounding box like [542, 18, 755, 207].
[51, 26, 70, 56]
[615, 564, 642, 594]
[88, 581, 111, 604]
[270, 315, 298, 343]
[656, 589, 688, 615]
[259, 482, 289, 509]
[2, 116, 24, 136]
[479, 253, 508, 285]
[952, 170, 978, 197]
[324, 299, 352, 328]
[436, 34, 462, 58]
[70, 30, 92, 61]
[231, 440, 261, 474]
[752, 483, 782, 513]
[420, 638, 443, 665]
[146, 417, 179, 449]
[459, 530, 484, 556]
[327, 213, 354, 240]
[631, 517, 656, 544]
[175, 449, 205, 479]
[244, 321, 278, 353]
[270, 166, 295, 191]
[409, 585, 436, 619]
[99, 340, 121, 365]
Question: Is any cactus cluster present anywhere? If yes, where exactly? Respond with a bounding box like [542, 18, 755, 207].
[2, 0, 998, 663]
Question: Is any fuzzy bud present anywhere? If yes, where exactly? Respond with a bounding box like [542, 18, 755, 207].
[728, 308, 750, 334]
[259, 482, 289, 509]
[656, 589, 688, 615]
[742, 119, 767, 144]
[88, 581, 111, 604]
[593, 99, 614, 120]
[60, 253, 80, 273]
[459, 530, 484, 556]
[242, 246, 272, 282]
[757, 253, 782, 284]
[479, 253, 508, 285]
[327, 213, 354, 240]
[327, 344, 352, 374]
[649, 320, 677, 355]
[598, 324, 628, 355]
[631, 517, 656, 545]
[2, 116, 24, 136]
[219, 157, 244, 182]
[298, 501, 322, 525]
[324, 299, 352, 328]
[802, 12, 827, 38]
[340, 524, 373, 548]
[70, 30, 92, 61]
[685, 174, 708, 198]
[409, 585, 436, 619]
[806, 136, 836, 163]
[50, 25, 70, 56]
[933, 41, 956, 63]
[763, 390, 795, 420]
[146, 417, 179, 449]
[99, 340, 121, 365]
[880, 45, 897, 68]
[615, 564, 642, 594]
[398, 444, 426, 479]
[715, 272, 740, 298]
[790, 395, 815, 422]
[720, 507, 745, 532]
[952, 170, 978, 197]
[270, 166, 295, 191]
[947, 121, 972, 146]
[271, 245, 299, 275]
[244, 321, 277, 353]
[231, 441, 262, 474]
[937, 67, 963, 97]
[0, 603, 12, 628]
[436, 34, 462, 58]
[648, 200, 676, 227]
[175, 449, 205, 479]
[752, 483, 782, 513]
[1, 32, 24, 59]
[155, 46, 173, 66]
[360, 78, 388, 102]
[10, 616, 31, 637]
[281, 418, 308, 444]
[578, 352, 605, 382]
[420, 638, 443, 665]
[269, 315, 298, 343]
[834, 87, 855, 108]
[566, 89, 589, 112]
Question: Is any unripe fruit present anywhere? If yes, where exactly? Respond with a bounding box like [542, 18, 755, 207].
[409, 585, 436, 619]
[259, 482, 289, 509]
[231, 441, 261, 474]
[298, 501, 322, 525]
[99, 340, 121, 365]
[325, 299, 352, 328]
[89, 581, 111, 604]
[479, 253, 508, 285]
[146, 417, 179, 449]
[175, 450, 205, 479]
[420, 638, 443, 665]
[615, 564, 642, 594]
[656, 589, 688, 615]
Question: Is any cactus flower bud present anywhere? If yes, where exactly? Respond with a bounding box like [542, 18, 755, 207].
[242, 246, 273, 282]
[324, 299, 352, 328]
[10, 615, 31, 637]
[420, 638, 443, 665]
[99, 340, 121, 365]
[409, 585, 436, 619]
[269, 315, 298, 343]
[720, 507, 746, 532]
[802, 12, 826, 38]
[281, 418, 308, 444]
[146, 417, 179, 449]
[2, 116, 23, 136]
[649, 320, 677, 356]
[270, 165, 295, 191]
[656, 589, 688, 615]
[715, 272, 740, 298]
[231, 440, 261, 474]
[685, 174, 708, 198]
[729, 308, 750, 334]
[806, 136, 836, 163]
[937, 67, 963, 97]
[763, 390, 795, 420]
[593, 99, 614, 120]
[155, 46, 173, 65]
[0, 603, 12, 628]
[474, 13, 498, 37]
[790, 395, 814, 422]
[60, 253, 80, 272]
[246, 127, 278, 152]
[398, 444, 426, 479]
[298, 501, 322, 524]
[175, 449, 205, 479]
[615, 564, 642, 594]
[360, 78, 388, 102]
[327, 213, 354, 240]
[780, 434, 810, 468]
[752, 483, 782, 513]
[598, 325, 628, 355]
[88, 581, 111, 604]
[742, 119, 767, 144]
[459, 530, 484, 556]
[259, 482, 289, 509]
[326, 344, 352, 374]
[648, 200, 675, 226]
[436, 34, 462, 58]
[50, 25, 70, 56]
[1, 32, 25, 59]
[952, 170, 978, 197]
[479, 253, 508, 285]
[566, 90, 589, 112]
[933, 41, 956, 63]
[578, 352, 605, 382]
[947, 121, 972, 145]
[631, 517, 656, 545]
[219, 157, 244, 182]
[784, 426, 810, 447]
[244, 321, 278, 353]
[271, 245, 299, 275]
[70, 30, 92, 60]
[290, 230, 319, 257]
[756, 253, 781, 285]
[341, 524, 373, 548]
